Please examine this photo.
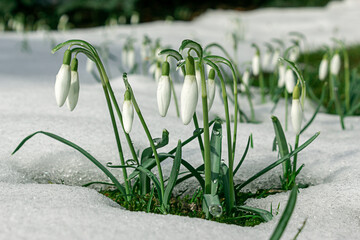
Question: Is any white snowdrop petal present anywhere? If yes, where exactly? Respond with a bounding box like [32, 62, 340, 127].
[196, 69, 202, 97]
[66, 71, 80, 111]
[127, 49, 135, 70]
[291, 99, 303, 135]
[285, 69, 295, 93]
[181, 75, 198, 125]
[157, 76, 171, 117]
[240, 70, 250, 92]
[55, 64, 71, 107]
[330, 53, 341, 75]
[319, 58, 328, 80]
[86, 59, 95, 73]
[123, 100, 134, 133]
[155, 66, 162, 83]
[252, 54, 260, 76]
[278, 65, 286, 88]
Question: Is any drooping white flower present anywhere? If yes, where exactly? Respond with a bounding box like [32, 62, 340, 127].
[154, 61, 162, 82]
[127, 48, 135, 70]
[157, 61, 171, 117]
[330, 53, 341, 75]
[271, 49, 280, 69]
[262, 51, 271, 71]
[319, 55, 328, 81]
[285, 68, 295, 94]
[291, 85, 302, 135]
[181, 56, 198, 125]
[289, 46, 300, 62]
[207, 68, 216, 110]
[240, 69, 250, 92]
[277, 63, 286, 88]
[195, 61, 202, 97]
[252, 52, 260, 76]
[66, 58, 80, 111]
[86, 59, 95, 73]
[122, 89, 134, 134]
[55, 49, 71, 107]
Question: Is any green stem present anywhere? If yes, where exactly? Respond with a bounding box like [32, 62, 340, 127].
[259, 70, 265, 103]
[122, 74, 165, 200]
[169, 76, 180, 118]
[285, 90, 288, 131]
[292, 134, 300, 175]
[343, 49, 350, 113]
[199, 61, 211, 194]
[193, 114, 205, 160]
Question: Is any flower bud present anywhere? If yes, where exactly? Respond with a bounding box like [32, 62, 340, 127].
[240, 69, 250, 92]
[289, 46, 300, 62]
[55, 49, 71, 107]
[291, 85, 302, 135]
[319, 55, 328, 81]
[86, 59, 95, 73]
[262, 51, 271, 70]
[157, 61, 171, 117]
[207, 68, 216, 110]
[155, 61, 162, 82]
[277, 63, 286, 88]
[66, 58, 80, 111]
[285, 68, 295, 94]
[330, 53, 341, 75]
[181, 56, 198, 125]
[195, 61, 202, 97]
[127, 48, 135, 70]
[271, 49, 280, 69]
[123, 90, 134, 133]
[252, 53, 260, 76]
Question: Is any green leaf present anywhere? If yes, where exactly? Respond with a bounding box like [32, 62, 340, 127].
[158, 49, 183, 61]
[236, 205, 273, 222]
[141, 129, 169, 160]
[271, 116, 291, 178]
[179, 39, 203, 59]
[233, 134, 252, 176]
[270, 185, 298, 240]
[136, 165, 163, 205]
[176, 163, 204, 188]
[12, 131, 126, 195]
[236, 132, 320, 191]
[163, 140, 182, 207]
[210, 121, 222, 195]
[220, 163, 233, 212]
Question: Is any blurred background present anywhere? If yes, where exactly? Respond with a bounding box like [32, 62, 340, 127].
[0, 0, 337, 31]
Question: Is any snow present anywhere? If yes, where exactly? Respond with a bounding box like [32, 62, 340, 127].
[1, 0, 360, 239]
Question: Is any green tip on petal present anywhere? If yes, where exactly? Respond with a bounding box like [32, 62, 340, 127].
[63, 49, 71, 65]
[124, 89, 131, 101]
[156, 61, 161, 68]
[71, 58, 78, 71]
[185, 56, 195, 75]
[293, 84, 300, 99]
[208, 68, 215, 80]
[162, 61, 170, 76]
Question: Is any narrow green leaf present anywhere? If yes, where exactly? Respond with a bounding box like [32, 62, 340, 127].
[270, 185, 298, 240]
[163, 140, 182, 206]
[136, 165, 163, 204]
[233, 134, 252, 176]
[146, 185, 155, 213]
[272, 116, 291, 177]
[236, 132, 319, 191]
[12, 131, 126, 195]
[220, 163, 232, 212]
[210, 121, 222, 195]
[141, 129, 169, 160]
[236, 205, 273, 222]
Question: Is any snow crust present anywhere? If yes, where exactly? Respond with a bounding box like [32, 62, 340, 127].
[1, 0, 360, 239]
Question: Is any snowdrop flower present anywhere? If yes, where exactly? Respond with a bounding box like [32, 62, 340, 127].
[127, 47, 135, 70]
[252, 51, 260, 76]
[122, 89, 134, 134]
[155, 61, 162, 82]
[240, 69, 250, 92]
[271, 49, 280, 69]
[121, 47, 128, 68]
[55, 49, 71, 107]
[330, 52, 341, 75]
[181, 56, 198, 125]
[285, 68, 295, 94]
[289, 46, 300, 62]
[318, 55, 328, 81]
[291, 84, 302, 135]
[157, 61, 171, 117]
[262, 50, 271, 71]
[207, 68, 216, 110]
[277, 63, 286, 88]
[66, 58, 80, 111]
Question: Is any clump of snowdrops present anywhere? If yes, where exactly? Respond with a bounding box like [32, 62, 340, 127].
[13, 39, 319, 227]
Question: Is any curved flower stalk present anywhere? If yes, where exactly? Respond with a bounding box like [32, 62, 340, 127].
[157, 61, 171, 117]
[181, 56, 198, 125]
[66, 57, 80, 111]
[207, 68, 216, 110]
[123, 89, 134, 133]
[318, 54, 328, 81]
[55, 49, 71, 107]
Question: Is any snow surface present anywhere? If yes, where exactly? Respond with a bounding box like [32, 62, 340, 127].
[1, 0, 360, 239]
